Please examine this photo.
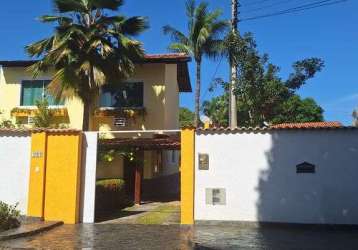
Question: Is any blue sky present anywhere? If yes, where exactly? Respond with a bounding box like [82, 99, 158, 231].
[0, 0, 357, 124]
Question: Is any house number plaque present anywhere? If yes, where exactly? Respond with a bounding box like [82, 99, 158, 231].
[199, 154, 209, 170]
[32, 151, 43, 158]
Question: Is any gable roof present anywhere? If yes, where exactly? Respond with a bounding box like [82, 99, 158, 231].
[0, 53, 192, 92]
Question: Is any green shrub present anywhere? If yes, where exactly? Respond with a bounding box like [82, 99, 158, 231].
[0, 201, 20, 232]
[95, 179, 133, 216]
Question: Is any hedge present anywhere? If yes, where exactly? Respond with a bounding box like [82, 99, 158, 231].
[0, 201, 20, 232]
[95, 179, 132, 216]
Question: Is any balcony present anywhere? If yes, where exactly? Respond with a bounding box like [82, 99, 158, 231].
[94, 107, 146, 119]
[11, 107, 68, 117]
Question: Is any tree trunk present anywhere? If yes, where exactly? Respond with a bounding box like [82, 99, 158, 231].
[229, 0, 239, 128]
[229, 64, 237, 128]
[194, 59, 201, 127]
[82, 99, 90, 131]
[82, 67, 95, 131]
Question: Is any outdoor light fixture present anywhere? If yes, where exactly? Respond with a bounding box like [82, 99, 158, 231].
[296, 162, 316, 174]
[198, 153, 209, 170]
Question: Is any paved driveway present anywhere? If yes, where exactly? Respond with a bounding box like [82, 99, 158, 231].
[1, 224, 358, 249]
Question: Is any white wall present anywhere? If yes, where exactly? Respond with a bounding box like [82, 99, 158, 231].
[195, 130, 358, 225]
[0, 132, 31, 214]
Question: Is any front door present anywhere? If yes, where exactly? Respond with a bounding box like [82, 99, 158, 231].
[124, 158, 136, 198]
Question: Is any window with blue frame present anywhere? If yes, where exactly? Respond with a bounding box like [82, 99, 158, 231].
[21, 80, 63, 106]
[100, 82, 144, 108]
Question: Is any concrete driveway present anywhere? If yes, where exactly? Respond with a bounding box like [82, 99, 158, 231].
[1, 223, 358, 249]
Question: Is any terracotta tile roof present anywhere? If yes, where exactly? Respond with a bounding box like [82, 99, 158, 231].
[0, 128, 81, 134]
[0, 53, 191, 67]
[144, 53, 190, 60]
[271, 121, 343, 129]
[99, 136, 180, 150]
[190, 122, 357, 134]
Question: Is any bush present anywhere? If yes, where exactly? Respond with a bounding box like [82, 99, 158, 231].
[95, 179, 133, 216]
[0, 202, 20, 232]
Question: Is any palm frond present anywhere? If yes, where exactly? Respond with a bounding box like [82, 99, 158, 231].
[53, 0, 88, 13]
[210, 20, 229, 38]
[168, 43, 192, 55]
[163, 25, 190, 45]
[185, 0, 196, 18]
[48, 67, 80, 101]
[118, 16, 149, 36]
[202, 39, 224, 60]
[90, 0, 123, 10]
[38, 15, 73, 24]
[26, 37, 55, 57]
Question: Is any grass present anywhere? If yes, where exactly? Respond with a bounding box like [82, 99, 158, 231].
[135, 204, 179, 225]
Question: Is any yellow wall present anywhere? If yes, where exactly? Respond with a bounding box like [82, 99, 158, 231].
[181, 128, 195, 225]
[44, 132, 82, 224]
[27, 132, 47, 218]
[164, 64, 179, 129]
[27, 131, 82, 224]
[0, 67, 84, 129]
[0, 63, 180, 131]
[93, 63, 179, 133]
[96, 150, 155, 180]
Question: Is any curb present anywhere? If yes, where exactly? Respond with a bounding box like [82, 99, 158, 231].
[0, 221, 63, 241]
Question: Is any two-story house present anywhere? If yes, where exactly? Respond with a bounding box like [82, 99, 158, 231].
[0, 53, 192, 204]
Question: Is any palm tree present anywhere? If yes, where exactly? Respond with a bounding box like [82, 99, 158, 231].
[26, 0, 148, 131]
[163, 0, 228, 127]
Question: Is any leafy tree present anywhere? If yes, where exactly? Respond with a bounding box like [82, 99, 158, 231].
[26, 0, 148, 130]
[163, 0, 228, 127]
[202, 96, 228, 127]
[203, 33, 324, 127]
[0, 111, 16, 129]
[179, 107, 195, 127]
[0, 120, 16, 129]
[271, 96, 323, 124]
[33, 99, 54, 128]
[352, 109, 358, 126]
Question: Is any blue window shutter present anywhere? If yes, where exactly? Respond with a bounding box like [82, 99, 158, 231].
[21, 80, 64, 106]
[21, 80, 43, 106]
[100, 91, 113, 107]
[100, 82, 144, 108]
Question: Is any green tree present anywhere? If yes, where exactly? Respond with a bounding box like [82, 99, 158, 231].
[163, 0, 228, 127]
[202, 96, 228, 127]
[203, 33, 324, 127]
[26, 0, 148, 130]
[33, 99, 54, 128]
[179, 107, 195, 127]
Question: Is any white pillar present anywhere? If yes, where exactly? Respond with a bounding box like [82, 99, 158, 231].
[80, 132, 98, 223]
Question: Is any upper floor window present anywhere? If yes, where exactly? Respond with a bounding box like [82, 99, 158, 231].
[21, 80, 63, 106]
[100, 82, 144, 108]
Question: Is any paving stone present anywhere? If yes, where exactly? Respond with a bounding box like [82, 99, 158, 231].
[2, 223, 358, 249]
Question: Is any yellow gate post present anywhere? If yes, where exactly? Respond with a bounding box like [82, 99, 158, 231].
[181, 128, 195, 225]
[27, 132, 47, 218]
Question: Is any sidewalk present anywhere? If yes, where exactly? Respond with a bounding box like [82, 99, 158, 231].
[0, 220, 63, 241]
